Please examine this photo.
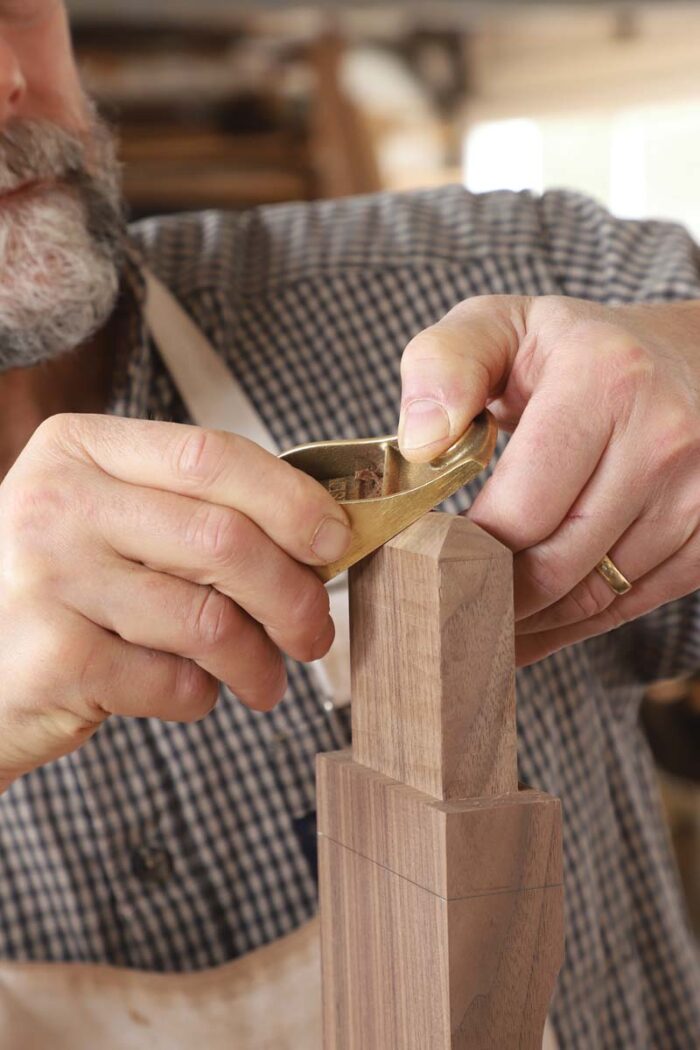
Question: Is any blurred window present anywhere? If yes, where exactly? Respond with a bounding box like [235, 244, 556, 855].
[464, 99, 700, 240]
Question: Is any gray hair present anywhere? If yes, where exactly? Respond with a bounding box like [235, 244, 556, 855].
[0, 111, 125, 372]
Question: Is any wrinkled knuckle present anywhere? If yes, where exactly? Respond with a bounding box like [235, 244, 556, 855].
[539, 294, 574, 320]
[0, 550, 56, 601]
[189, 587, 236, 653]
[602, 336, 656, 414]
[255, 652, 287, 704]
[174, 660, 218, 722]
[288, 580, 330, 633]
[598, 602, 627, 632]
[401, 328, 441, 367]
[520, 554, 565, 603]
[282, 469, 328, 539]
[187, 503, 245, 567]
[30, 412, 87, 460]
[456, 293, 527, 328]
[174, 427, 231, 486]
[31, 412, 71, 448]
[648, 402, 700, 475]
[37, 621, 66, 668]
[529, 296, 582, 344]
[289, 467, 323, 517]
[612, 336, 654, 375]
[568, 576, 611, 622]
[4, 479, 71, 537]
[0, 479, 83, 595]
[468, 293, 506, 310]
[283, 586, 330, 659]
[45, 624, 93, 696]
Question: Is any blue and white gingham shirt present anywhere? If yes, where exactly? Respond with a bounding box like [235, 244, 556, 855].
[1, 187, 698, 1049]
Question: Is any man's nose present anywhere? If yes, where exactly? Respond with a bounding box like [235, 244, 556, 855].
[0, 40, 25, 126]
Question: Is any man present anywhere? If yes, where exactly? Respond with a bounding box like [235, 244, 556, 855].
[0, 2, 697, 1047]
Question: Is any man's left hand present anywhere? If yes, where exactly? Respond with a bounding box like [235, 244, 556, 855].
[398, 295, 700, 665]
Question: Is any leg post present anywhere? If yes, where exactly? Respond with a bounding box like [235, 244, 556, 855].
[317, 514, 564, 1049]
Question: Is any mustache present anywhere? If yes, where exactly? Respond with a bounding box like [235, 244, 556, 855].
[0, 116, 125, 255]
[0, 120, 91, 191]
[0, 109, 126, 374]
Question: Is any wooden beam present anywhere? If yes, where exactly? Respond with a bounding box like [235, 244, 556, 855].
[317, 513, 564, 1049]
[308, 32, 383, 199]
[350, 514, 517, 800]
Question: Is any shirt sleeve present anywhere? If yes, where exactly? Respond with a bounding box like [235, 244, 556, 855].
[537, 188, 700, 304]
[625, 594, 700, 683]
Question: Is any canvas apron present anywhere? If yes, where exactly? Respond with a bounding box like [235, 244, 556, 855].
[0, 271, 558, 1050]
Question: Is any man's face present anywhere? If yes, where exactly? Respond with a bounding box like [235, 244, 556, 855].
[0, 0, 124, 371]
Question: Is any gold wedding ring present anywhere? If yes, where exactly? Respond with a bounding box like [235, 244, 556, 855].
[596, 555, 632, 596]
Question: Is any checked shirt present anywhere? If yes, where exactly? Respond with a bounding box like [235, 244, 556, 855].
[0, 186, 698, 1049]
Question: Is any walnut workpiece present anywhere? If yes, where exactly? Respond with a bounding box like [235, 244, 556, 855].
[317, 513, 565, 1049]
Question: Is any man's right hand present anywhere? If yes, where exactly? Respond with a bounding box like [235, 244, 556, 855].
[0, 414, 351, 790]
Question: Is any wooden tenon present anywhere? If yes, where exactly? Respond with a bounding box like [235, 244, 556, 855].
[316, 513, 564, 1049]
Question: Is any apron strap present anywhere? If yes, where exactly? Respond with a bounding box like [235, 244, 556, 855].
[142, 266, 351, 708]
[142, 268, 278, 453]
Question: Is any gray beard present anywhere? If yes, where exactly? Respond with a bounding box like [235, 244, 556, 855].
[0, 114, 125, 372]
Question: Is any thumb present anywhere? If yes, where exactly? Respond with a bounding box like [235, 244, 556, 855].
[397, 295, 527, 462]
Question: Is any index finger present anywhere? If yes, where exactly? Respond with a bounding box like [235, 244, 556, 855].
[34, 414, 351, 568]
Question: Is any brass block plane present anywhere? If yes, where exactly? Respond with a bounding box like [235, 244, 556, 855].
[280, 411, 497, 581]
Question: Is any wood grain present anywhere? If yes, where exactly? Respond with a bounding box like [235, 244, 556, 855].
[350, 514, 517, 800]
[318, 514, 564, 1049]
[317, 751, 562, 899]
[319, 829, 563, 1050]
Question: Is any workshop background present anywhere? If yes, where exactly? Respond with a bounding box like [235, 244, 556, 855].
[66, 0, 700, 930]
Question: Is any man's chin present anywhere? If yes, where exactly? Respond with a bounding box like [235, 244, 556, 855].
[0, 110, 126, 371]
[0, 192, 122, 372]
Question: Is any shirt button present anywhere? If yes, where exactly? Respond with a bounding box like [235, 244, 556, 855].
[132, 844, 173, 885]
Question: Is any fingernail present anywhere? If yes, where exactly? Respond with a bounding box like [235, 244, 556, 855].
[311, 517, 352, 563]
[400, 399, 450, 450]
